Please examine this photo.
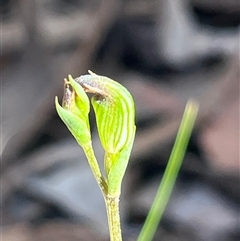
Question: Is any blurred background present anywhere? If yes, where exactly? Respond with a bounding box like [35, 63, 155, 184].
[1, 0, 239, 240]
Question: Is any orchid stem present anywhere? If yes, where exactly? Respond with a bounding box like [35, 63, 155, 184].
[104, 195, 122, 241]
[83, 143, 108, 195]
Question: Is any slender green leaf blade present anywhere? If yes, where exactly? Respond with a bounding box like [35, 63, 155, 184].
[137, 100, 199, 241]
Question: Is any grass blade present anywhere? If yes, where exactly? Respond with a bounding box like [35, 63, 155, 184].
[137, 100, 199, 241]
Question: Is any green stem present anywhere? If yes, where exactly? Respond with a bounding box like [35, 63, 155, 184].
[83, 143, 108, 195]
[105, 195, 122, 241]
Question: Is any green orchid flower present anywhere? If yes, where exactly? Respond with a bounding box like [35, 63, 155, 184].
[56, 71, 136, 241]
[76, 71, 136, 195]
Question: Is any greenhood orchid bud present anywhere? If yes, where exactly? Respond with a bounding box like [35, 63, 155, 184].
[76, 71, 136, 154]
[56, 71, 136, 196]
[55, 75, 91, 147]
[76, 71, 136, 195]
